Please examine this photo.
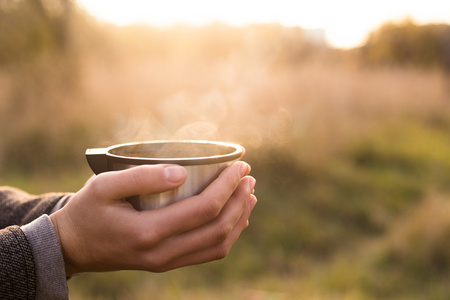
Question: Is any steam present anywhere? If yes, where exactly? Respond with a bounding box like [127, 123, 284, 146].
[173, 121, 220, 141]
[105, 66, 295, 151]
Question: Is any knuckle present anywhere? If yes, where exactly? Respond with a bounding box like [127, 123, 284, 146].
[87, 174, 106, 198]
[224, 174, 239, 192]
[129, 167, 146, 187]
[200, 197, 222, 220]
[215, 222, 233, 243]
[214, 244, 231, 260]
[134, 227, 162, 249]
[143, 254, 169, 272]
[143, 259, 160, 272]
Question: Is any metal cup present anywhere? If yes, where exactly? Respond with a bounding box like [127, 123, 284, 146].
[85, 140, 244, 210]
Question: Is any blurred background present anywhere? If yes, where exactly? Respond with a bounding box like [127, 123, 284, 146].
[1, 0, 450, 299]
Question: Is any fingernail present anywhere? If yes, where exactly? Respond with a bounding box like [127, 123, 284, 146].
[250, 195, 257, 210]
[164, 166, 186, 183]
[240, 162, 250, 177]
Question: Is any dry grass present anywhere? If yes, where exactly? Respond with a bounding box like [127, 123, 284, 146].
[2, 23, 450, 299]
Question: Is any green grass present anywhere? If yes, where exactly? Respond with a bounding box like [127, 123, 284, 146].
[41, 117, 450, 300]
[2, 17, 450, 298]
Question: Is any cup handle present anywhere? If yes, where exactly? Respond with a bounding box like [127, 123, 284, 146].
[85, 148, 108, 174]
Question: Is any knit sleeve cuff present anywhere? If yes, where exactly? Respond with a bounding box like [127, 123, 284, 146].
[21, 215, 69, 300]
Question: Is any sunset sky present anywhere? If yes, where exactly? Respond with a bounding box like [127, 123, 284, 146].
[77, 0, 450, 48]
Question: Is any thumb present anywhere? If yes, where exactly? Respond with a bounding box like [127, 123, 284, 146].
[88, 165, 187, 201]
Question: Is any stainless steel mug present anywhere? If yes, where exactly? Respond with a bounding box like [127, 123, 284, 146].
[85, 140, 244, 210]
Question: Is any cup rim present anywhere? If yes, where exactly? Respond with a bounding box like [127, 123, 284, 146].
[106, 140, 244, 166]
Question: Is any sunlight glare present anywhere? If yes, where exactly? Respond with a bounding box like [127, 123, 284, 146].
[77, 0, 450, 48]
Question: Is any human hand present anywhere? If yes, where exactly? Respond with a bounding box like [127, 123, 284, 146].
[50, 161, 256, 276]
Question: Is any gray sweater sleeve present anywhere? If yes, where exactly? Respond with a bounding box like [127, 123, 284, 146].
[0, 186, 67, 228]
[0, 187, 71, 300]
[0, 225, 36, 300]
[22, 215, 69, 300]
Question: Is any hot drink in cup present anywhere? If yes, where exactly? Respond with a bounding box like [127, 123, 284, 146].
[85, 140, 244, 210]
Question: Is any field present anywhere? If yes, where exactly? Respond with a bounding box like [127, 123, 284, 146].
[1, 10, 450, 299]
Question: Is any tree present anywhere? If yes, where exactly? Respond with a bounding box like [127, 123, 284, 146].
[0, 0, 73, 64]
[360, 18, 450, 70]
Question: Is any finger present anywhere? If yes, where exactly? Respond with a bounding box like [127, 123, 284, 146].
[88, 164, 187, 202]
[141, 177, 256, 267]
[247, 194, 258, 223]
[148, 194, 257, 272]
[182, 177, 256, 251]
[137, 161, 251, 241]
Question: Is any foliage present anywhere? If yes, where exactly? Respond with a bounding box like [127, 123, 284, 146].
[0, 0, 76, 64]
[2, 3, 450, 299]
[360, 18, 450, 70]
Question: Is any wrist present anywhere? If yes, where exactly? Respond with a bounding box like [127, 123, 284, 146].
[49, 211, 80, 277]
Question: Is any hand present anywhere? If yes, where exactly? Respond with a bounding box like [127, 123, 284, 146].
[50, 161, 256, 276]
